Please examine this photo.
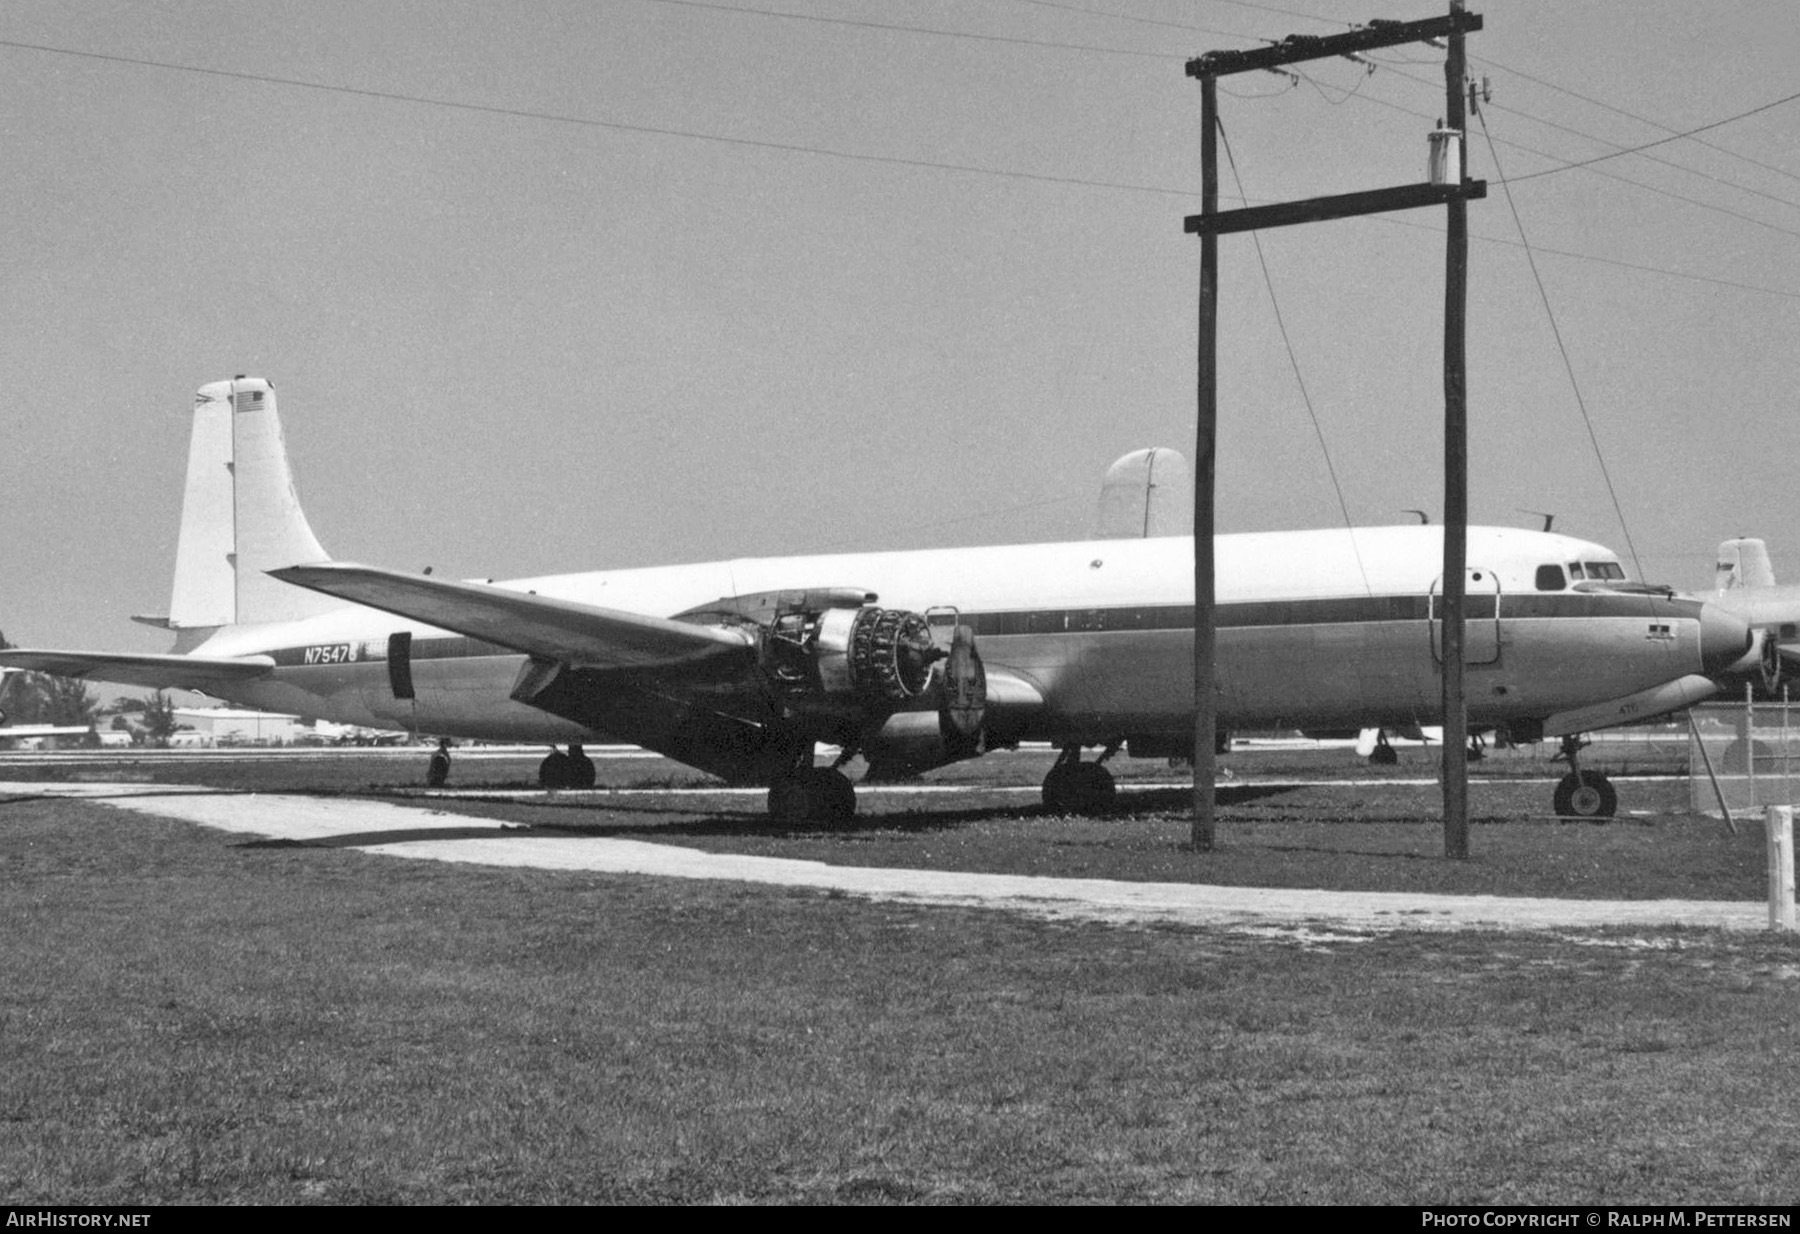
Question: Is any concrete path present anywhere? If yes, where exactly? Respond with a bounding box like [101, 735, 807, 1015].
[4, 781, 1771, 934]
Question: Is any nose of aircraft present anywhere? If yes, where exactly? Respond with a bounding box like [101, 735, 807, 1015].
[1698, 601, 1754, 675]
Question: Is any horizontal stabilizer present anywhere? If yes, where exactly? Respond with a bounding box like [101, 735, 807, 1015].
[0, 649, 275, 690]
[270, 562, 755, 671]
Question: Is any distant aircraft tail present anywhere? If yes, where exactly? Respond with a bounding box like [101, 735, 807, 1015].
[163, 377, 341, 635]
[1094, 447, 1193, 539]
[1714, 538, 1776, 592]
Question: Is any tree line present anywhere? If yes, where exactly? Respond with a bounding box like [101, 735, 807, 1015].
[0, 631, 180, 743]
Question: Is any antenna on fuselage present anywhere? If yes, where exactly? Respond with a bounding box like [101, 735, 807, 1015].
[1518, 509, 1556, 533]
[1403, 509, 1430, 525]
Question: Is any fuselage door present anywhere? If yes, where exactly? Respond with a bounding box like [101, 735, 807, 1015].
[1429, 568, 1502, 665]
[387, 631, 416, 700]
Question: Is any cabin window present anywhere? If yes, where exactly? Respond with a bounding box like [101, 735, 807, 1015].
[1535, 564, 1566, 591]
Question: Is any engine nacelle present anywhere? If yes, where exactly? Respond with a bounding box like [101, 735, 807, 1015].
[760, 602, 940, 709]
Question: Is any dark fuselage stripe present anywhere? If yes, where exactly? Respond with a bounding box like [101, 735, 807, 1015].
[262, 591, 1693, 667]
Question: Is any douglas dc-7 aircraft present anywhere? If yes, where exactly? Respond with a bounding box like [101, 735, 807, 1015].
[0, 378, 1753, 823]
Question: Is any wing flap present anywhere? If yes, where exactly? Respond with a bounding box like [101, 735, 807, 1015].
[270, 562, 753, 670]
[0, 650, 275, 690]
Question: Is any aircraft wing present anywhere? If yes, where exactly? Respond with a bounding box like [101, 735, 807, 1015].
[270, 562, 754, 671]
[0, 650, 276, 690]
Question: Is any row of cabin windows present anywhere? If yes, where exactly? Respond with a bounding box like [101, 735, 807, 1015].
[1534, 561, 1628, 591]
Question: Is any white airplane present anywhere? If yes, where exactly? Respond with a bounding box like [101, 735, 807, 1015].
[1706, 537, 1800, 693]
[0, 377, 1751, 822]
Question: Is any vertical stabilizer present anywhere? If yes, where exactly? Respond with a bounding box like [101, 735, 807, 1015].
[168, 378, 340, 630]
[1715, 538, 1776, 592]
[167, 385, 236, 628]
[1094, 447, 1193, 539]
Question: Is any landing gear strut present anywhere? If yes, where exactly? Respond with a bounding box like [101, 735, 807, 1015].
[767, 747, 857, 826]
[1552, 734, 1616, 821]
[538, 743, 597, 790]
[1041, 744, 1118, 815]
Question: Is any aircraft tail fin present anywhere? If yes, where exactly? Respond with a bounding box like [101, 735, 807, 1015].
[168, 378, 340, 632]
[1714, 538, 1776, 592]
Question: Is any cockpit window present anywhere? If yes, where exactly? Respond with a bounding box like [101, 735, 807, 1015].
[1567, 562, 1585, 579]
[1583, 561, 1626, 580]
[1535, 564, 1566, 591]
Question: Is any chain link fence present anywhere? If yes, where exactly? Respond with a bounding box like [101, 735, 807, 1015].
[1687, 694, 1800, 817]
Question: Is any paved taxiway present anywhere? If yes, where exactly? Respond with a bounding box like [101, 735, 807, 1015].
[4, 780, 1768, 934]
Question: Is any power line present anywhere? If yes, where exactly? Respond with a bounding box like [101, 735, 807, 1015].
[1318, 73, 1800, 245]
[632, 0, 1180, 59]
[1367, 59, 1800, 219]
[1473, 52, 1800, 189]
[1502, 88, 1800, 184]
[1475, 109, 1643, 579]
[3, 36, 1794, 303]
[1216, 116, 1371, 595]
[0, 37, 1189, 197]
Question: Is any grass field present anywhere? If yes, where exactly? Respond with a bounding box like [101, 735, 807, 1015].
[2, 749, 1798, 1203]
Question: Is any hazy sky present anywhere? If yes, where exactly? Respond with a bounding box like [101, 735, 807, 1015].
[3, 1, 1799, 653]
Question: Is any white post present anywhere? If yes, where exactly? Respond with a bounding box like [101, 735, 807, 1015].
[1745, 681, 1757, 803]
[1767, 805, 1797, 932]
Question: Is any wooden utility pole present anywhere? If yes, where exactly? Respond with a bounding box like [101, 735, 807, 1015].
[1186, 5, 1484, 855]
[1441, 0, 1472, 858]
[1193, 76, 1219, 850]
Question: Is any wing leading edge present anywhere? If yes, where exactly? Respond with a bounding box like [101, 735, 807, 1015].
[269, 562, 755, 671]
[0, 650, 275, 691]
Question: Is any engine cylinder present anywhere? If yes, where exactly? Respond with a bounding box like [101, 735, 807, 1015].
[811, 606, 937, 703]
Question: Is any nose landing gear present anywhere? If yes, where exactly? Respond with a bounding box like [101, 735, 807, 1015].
[1551, 734, 1616, 821]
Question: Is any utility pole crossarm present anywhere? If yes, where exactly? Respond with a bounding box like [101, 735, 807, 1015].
[1185, 180, 1485, 235]
[1187, 12, 1481, 78]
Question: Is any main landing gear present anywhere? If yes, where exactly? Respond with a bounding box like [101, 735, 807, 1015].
[766, 741, 858, 826]
[538, 743, 597, 790]
[768, 764, 857, 826]
[1552, 734, 1616, 821]
[1041, 744, 1118, 815]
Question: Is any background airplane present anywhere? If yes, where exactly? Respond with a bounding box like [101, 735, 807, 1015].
[0, 378, 1751, 823]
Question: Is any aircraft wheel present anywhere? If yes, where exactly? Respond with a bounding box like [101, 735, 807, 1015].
[807, 766, 857, 824]
[1042, 762, 1116, 815]
[567, 745, 597, 789]
[426, 751, 451, 788]
[1368, 744, 1398, 766]
[767, 768, 856, 826]
[539, 750, 573, 789]
[767, 775, 811, 825]
[1553, 772, 1617, 822]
